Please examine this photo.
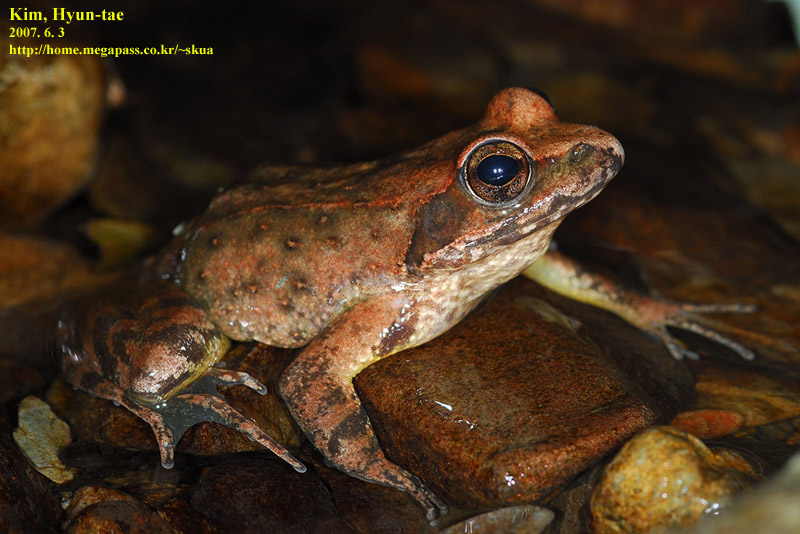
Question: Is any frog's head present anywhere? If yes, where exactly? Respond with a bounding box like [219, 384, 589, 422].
[405, 87, 624, 275]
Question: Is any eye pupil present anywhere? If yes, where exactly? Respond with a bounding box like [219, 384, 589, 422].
[476, 154, 519, 186]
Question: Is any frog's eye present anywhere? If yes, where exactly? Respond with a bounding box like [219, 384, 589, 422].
[463, 141, 531, 204]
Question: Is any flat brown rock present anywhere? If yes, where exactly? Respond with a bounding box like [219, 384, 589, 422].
[356, 278, 684, 509]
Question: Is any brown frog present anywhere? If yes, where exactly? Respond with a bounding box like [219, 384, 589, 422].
[58, 88, 752, 519]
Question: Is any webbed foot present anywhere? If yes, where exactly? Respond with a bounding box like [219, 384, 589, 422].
[141, 370, 306, 472]
[75, 369, 304, 471]
[625, 299, 756, 360]
[525, 250, 760, 361]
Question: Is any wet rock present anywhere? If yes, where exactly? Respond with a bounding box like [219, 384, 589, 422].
[0, 303, 59, 376]
[0, 408, 61, 533]
[533, 282, 694, 415]
[65, 485, 141, 520]
[49, 343, 304, 462]
[0, 232, 120, 372]
[191, 456, 351, 534]
[690, 450, 800, 534]
[13, 396, 76, 483]
[0, 233, 116, 311]
[744, 415, 800, 444]
[154, 493, 213, 534]
[0, 359, 44, 403]
[65, 485, 173, 534]
[0, 31, 104, 229]
[356, 278, 681, 509]
[440, 505, 554, 534]
[48, 379, 160, 458]
[691, 87, 800, 241]
[522, 0, 774, 46]
[540, 464, 606, 534]
[692, 366, 800, 431]
[309, 447, 435, 532]
[87, 130, 223, 228]
[671, 409, 745, 440]
[590, 426, 757, 534]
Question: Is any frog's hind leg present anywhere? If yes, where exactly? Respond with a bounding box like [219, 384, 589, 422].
[58, 284, 305, 471]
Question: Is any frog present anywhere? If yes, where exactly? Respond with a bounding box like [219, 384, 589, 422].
[58, 87, 754, 519]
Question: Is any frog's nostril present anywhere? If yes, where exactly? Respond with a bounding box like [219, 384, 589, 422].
[569, 143, 594, 163]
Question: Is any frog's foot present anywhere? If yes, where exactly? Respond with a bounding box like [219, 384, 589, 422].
[632, 300, 756, 361]
[144, 372, 306, 472]
[82, 378, 180, 468]
[280, 368, 449, 519]
[68, 369, 304, 471]
[526, 251, 763, 361]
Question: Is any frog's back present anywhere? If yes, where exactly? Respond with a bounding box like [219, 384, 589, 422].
[154, 159, 442, 346]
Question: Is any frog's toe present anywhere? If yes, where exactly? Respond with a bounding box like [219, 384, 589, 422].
[134, 409, 178, 468]
[408, 475, 448, 520]
[645, 325, 699, 360]
[362, 459, 447, 519]
[670, 318, 756, 361]
[639, 300, 757, 361]
[206, 367, 268, 395]
[172, 392, 306, 473]
[680, 302, 757, 314]
[124, 408, 177, 468]
[115, 393, 178, 468]
[664, 338, 699, 361]
[424, 487, 449, 520]
[159, 442, 176, 469]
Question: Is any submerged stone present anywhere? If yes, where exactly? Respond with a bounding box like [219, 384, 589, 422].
[356, 278, 690, 509]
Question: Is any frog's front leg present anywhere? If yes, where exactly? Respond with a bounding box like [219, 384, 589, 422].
[58, 284, 305, 472]
[524, 249, 756, 360]
[278, 295, 448, 520]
